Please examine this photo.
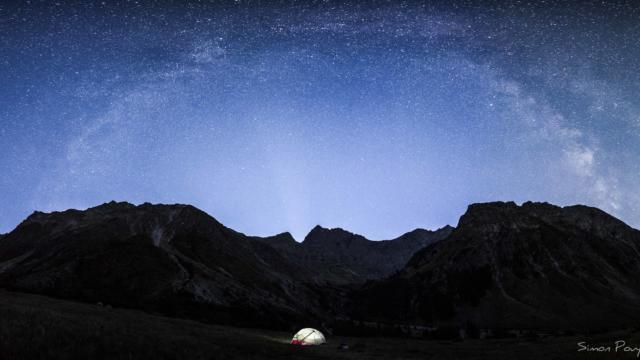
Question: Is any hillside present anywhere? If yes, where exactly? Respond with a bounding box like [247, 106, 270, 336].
[354, 201, 640, 332]
[258, 225, 452, 284]
[3, 200, 640, 336]
[0, 201, 445, 330]
[0, 202, 324, 329]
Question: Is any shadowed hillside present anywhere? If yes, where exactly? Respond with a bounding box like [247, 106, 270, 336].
[2, 200, 640, 338]
[258, 225, 452, 284]
[0, 201, 446, 331]
[354, 201, 640, 333]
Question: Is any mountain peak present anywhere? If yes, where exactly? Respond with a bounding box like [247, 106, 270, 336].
[90, 201, 137, 211]
[255, 232, 299, 252]
[401, 225, 454, 237]
[466, 201, 518, 212]
[309, 224, 326, 232]
[458, 201, 630, 233]
[303, 225, 359, 244]
[268, 231, 298, 243]
[439, 224, 455, 231]
[25, 210, 46, 220]
[458, 201, 559, 227]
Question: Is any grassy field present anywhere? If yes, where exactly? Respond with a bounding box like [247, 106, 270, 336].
[0, 289, 637, 359]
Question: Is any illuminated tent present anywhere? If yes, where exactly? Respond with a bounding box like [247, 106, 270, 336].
[290, 328, 326, 345]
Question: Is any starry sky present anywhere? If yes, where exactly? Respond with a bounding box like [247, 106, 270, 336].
[1, 1, 640, 240]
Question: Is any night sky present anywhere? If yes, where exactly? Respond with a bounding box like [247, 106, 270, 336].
[1, 1, 639, 240]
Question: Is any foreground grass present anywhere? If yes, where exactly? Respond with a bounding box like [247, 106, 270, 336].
[0, 289, 637, 359]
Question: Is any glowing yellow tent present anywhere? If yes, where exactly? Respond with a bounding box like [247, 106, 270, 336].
[290, 328, 326, 345]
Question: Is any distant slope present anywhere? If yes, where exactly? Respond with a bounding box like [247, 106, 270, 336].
[258, 225, 453, 284]
[354, 201, 640, 332]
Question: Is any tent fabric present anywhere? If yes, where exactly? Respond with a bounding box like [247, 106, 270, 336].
[290, 328, 326, 345]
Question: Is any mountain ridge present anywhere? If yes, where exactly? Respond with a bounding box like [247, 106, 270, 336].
[0, 201, 323, 329]
[0, 200, 450, 330]
[2, 200, 640, 334]
[261, 222, 453, 284]
[354, 201, 640, 332]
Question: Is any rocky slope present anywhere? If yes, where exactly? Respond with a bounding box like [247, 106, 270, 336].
[3, 200, 639, 334]
[0, 201, 446, 330]
[259, 225, 452, 284]
[354, 201, 640, 332]
[0, 202, 326, 329]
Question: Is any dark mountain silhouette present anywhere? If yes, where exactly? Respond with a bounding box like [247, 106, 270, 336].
[2, 200, 640, 335]
[354, 201, 640, 332]
[0, 202, 327, 329]
[0, 201, 446, 330]
[258, 225, 453, 284]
